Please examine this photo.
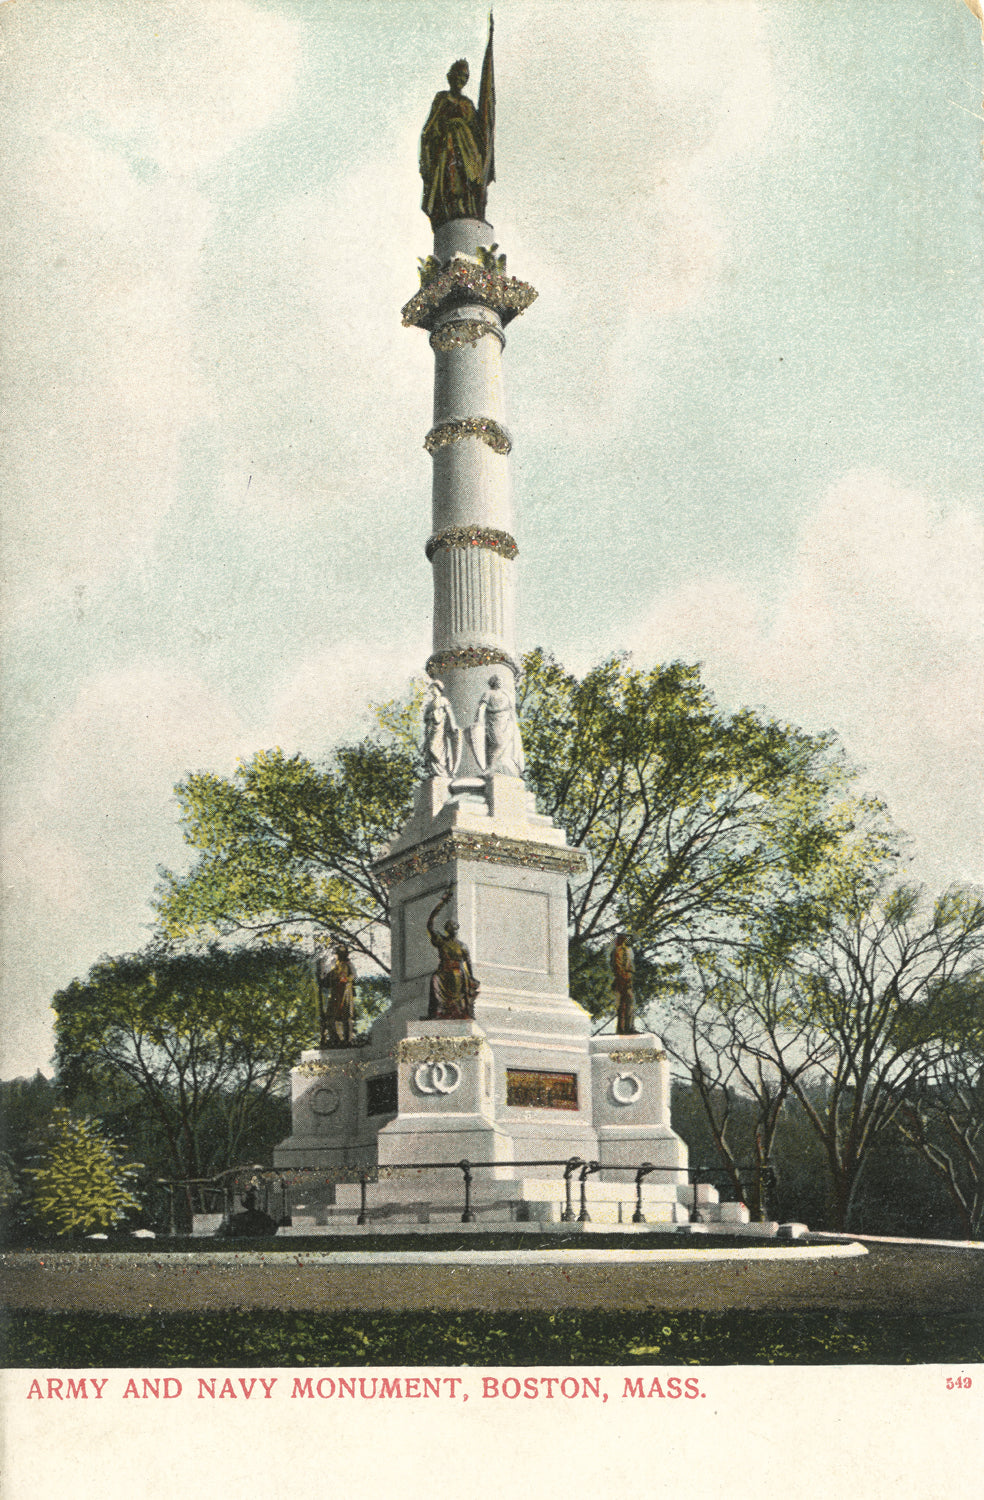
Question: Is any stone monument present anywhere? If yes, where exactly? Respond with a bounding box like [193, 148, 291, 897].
[273, 24, 747, 1230]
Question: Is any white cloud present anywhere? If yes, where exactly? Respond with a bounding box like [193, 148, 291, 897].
[629, 472, 984, 889]
[200, 140, 431, 526]
[0, 640, 426, 1075]
[0, 667, 246, 1075]
[3, 0, 299, 178]
[641, 0, 775, 313]
[483, 3, 778, 451]
[0, 2, 775, 623]
[0, 1, 300, 621]
[260, 638, 428, 757]
[497, 1, 776, 316]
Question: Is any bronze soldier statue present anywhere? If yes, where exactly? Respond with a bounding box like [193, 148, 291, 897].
[611, 932, 637, 1035]
[315, 941, 356, 1048]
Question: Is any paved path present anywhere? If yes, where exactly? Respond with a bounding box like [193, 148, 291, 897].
[3, 1241, 982, 1314]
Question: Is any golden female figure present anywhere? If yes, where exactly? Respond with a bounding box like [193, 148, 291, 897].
[419, 22, 495, 229]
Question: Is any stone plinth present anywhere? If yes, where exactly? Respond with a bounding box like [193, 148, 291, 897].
[273, 1047, 402, 1179]
[327, 1175, 749, 1228]
[591, 1033, 688, 1184]
[274, 775, 707, 1224]
[375, 1020, 513, 1172]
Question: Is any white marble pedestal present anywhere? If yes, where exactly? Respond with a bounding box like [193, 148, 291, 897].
[268, 773, 754, 1226]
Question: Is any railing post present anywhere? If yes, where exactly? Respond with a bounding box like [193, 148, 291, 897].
[578, 1160, 600, 1223]
[633, 1162, 655, 1224]
[459, 1159, 476, 1223]
[691, 1173, 701, 1224]
[562, 1157, 583, 1223]
[357, 1173, 368, 1226]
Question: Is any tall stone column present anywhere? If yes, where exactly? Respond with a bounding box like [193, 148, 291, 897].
[273, 46, 706, 1223]
[402, 217, 536, 775]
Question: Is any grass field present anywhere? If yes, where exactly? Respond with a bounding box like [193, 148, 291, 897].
[4, 1306, 984, 1368]
[5, 1234, 982, 1367]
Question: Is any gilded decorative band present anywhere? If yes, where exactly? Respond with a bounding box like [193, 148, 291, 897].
[375, 829, 588, 887]
[424, 417, 511, 456]
[607, 1049, 668, 1065]
[397, 1036, 484, 1064]
[425, 526, 518, 563]
[425, 646, 520, 678]
[430, 319, 504, 353]
[402, 256, 537, 331]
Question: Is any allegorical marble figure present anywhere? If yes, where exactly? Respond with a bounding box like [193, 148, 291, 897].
[422, 678, 461, 778]
[426, 889, 480, 1019]
[468, 673, 525, 776]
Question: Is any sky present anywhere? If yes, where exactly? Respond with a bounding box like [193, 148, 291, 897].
[1, 0, 982, 1078]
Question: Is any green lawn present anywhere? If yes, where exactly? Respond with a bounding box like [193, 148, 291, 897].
[4, 1308, 983, 1367]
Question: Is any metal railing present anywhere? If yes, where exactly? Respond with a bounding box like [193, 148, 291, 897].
[156, 1157, 776, 1234]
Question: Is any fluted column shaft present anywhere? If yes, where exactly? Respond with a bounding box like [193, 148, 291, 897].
[403, 216, 536, 774]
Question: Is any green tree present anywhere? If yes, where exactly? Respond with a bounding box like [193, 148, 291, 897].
[703, 884, 984, 1230]
[156, 654, 892, 1030]
[53, 944, 317, 1199]
[26, 1109, 141, 1237]
[661, 961, 804, 1220]
[156, 720, 419, 967]
[894, 974, 984, 1237]
[520, 652, 894, 1014]
[0, 1073, 58, 1239]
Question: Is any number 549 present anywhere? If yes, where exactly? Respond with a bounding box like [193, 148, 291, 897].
[946, 1376, 973, 1389]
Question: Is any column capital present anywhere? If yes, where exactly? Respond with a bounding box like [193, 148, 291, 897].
[402, 254, 537, 331]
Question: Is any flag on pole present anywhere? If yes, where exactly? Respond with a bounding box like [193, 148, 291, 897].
[479, 11, 496, 190]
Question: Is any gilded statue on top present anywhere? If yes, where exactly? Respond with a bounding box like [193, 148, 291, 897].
[419, 20, 495, 229]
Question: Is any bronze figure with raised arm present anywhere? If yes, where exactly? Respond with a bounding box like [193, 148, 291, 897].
[425, 889, 480, 1019]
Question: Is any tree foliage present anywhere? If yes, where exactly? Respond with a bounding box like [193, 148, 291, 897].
[519, 651, 895, 998]
[895, 973, 984, 1236]
[687, 883, 984, 1229]
[156, 654, 892, 1030]
[26, 1109, 142, 1237]
[156, 722, 419, 966]
[53, 944, 317, 1192]
[662, 962, 801, 1220]
[0, 1073, 58, 1237]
